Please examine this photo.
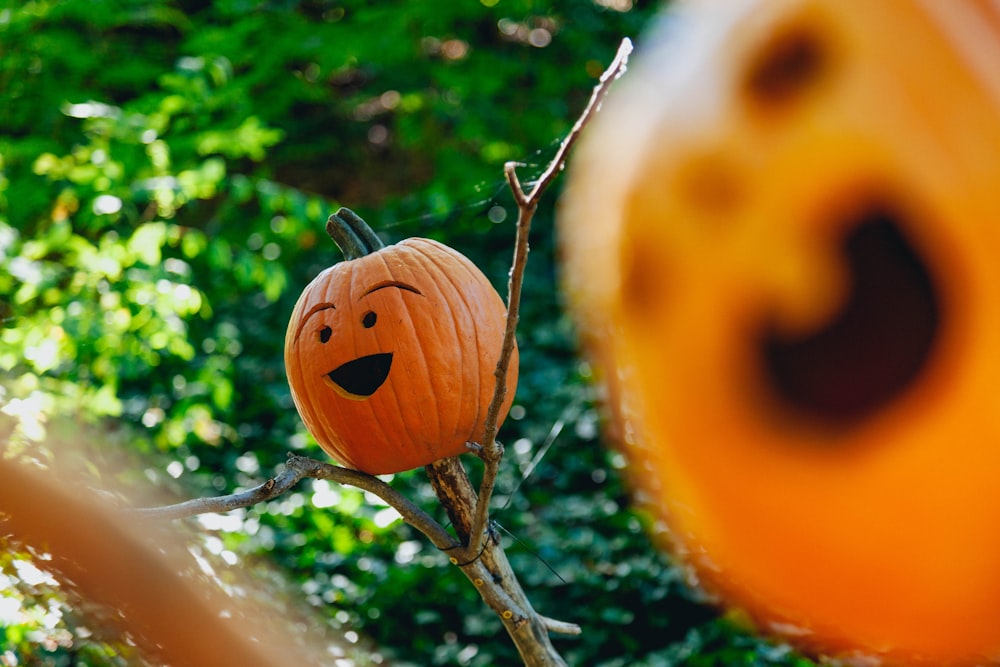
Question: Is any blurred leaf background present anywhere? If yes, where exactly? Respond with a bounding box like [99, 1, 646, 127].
[0, 1, 816, 665]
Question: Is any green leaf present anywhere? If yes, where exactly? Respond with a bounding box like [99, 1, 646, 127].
[128, 222, 167, 266]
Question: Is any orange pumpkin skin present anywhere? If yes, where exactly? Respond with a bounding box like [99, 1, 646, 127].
[561, 0, 1000, 664]
[284, 219, 517, 475]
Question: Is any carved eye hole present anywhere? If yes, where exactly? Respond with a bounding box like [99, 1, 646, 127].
[745, 24, 828, 109]
[362, 311, 377, 328]
[319, 326, 333, 344]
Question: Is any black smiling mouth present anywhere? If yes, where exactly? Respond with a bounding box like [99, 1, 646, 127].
[326, 352, 393, 398]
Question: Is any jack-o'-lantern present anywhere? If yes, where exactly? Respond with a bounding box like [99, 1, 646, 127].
[285, 208, 517, 475]
[560, 0, 1000, 663]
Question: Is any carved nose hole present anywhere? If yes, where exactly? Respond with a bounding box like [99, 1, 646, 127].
[760, 206, 941, 425]
[745, 25, 828, 108]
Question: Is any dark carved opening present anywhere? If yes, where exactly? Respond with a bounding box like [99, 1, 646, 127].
[760, 207, 941, 425]
[745, 25, 828, 108]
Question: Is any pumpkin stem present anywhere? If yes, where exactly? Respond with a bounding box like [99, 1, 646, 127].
[326, 207, 386, 260]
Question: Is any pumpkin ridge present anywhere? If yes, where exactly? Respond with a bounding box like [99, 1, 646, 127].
[415, 239, 500, 446]
[409, 240, 477, 449]
[291, 311, 352, 468]
[454, 243, 516, 444]
[374, 248, 443, 463]
[411, 241, 475, 456]
[317, 274, 360, 468]
[288, 285, 331, 464]
[345, 257, 397, 472]
[447, 252, 493, 445]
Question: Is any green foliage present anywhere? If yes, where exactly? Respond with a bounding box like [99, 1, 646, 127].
[0, 1, 817, 665]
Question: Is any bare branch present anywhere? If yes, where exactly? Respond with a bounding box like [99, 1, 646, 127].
[517, 37, 633, 206]
[505, 161, 529, 207]
[541, 616, 583, 636]
[424, 459, 572, 666]
[469, 37, 634, 556]
[300, 456, 457, 550]
[133, 468, 302, 520]
[137, 454, 457, 551]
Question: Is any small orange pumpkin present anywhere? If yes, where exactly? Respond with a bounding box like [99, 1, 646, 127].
[561, 0, 1000, 664]
[284, 208, 517, 475]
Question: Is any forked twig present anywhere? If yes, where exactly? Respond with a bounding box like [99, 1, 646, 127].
[468, 37, 634, 556]
[136, 453, 456, 549]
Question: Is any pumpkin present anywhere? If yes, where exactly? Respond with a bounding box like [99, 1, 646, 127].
[559, 0, 1000, 663]
[284, 208, 517, 475]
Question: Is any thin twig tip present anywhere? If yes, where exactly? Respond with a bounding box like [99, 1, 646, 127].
[601, 37, 634, 82]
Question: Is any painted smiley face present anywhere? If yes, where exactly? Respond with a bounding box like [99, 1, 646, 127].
[293, 280, 423, 400]
[284, 232, 517, 475]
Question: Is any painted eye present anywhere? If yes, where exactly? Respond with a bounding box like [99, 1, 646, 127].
[319, 326, 332, 343]
[362, 311, 377, 328]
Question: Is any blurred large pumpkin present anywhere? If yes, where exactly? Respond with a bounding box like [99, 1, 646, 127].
[285, 208, 517, 475]
[560, 0, 1000, 663]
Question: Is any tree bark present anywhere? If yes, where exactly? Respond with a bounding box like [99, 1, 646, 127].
[426, 457, 569, 667]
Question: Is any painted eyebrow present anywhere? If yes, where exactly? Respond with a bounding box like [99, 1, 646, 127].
[294, 302, 335, 343]
[360, 280, 423, 299]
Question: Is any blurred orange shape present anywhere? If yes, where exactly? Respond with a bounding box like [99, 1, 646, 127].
[560, 0, 1000, 663]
